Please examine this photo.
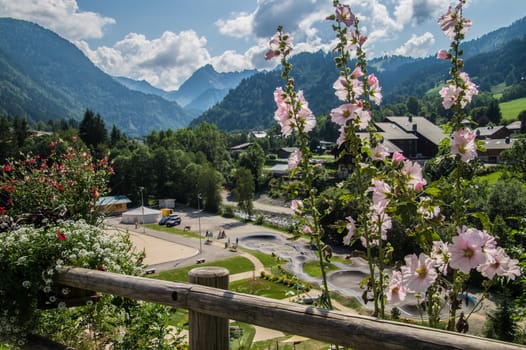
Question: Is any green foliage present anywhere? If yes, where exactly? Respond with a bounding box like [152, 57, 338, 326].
[484, 294, 520, 343]
[0, 138, 112, 224]
[232, 167, 255, 217]
[236, 143, 265, 189]
[501, 138, 526, 179]
[486, 177, 526, 221]
[79, 109, 109, 155]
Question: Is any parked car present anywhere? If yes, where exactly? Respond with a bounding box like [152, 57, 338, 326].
[159, 214, 180, 226]
[165, 214, 181, 227]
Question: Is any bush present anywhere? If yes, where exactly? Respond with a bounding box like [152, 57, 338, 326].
[222, 205, 235, 218]
[255, 214, 265, 225]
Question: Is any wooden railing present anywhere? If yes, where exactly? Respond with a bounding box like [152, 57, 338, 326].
[53, 266, 526, 350]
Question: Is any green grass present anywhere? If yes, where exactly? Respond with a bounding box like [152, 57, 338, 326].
[229, 322, 256, 350]
[251, 336, 329, 349]
[151, 256, 254, 282]
[475, 170, 504, 185]
[230, 277, 296, 299]
[499, 97, 526, 122]
[145, 223, 201, 239]
[239, 247, 284, 268]
[302, 260, 339, 278]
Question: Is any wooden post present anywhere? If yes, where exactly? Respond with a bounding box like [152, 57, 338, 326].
[188, 267, 230, 349]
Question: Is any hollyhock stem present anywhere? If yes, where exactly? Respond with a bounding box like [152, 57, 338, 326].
[378, 230, 385, 317]
[267, 26, 333, 311]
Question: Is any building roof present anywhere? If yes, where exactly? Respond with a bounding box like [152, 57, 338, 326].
[229, 142, 253, 151]
[269, 164, 289, 175]
[474, 125, 505, 138]
[386, 116, 446, 145]
[96, 195, 131, 206]
[481, 138, 514, 150]
[123, 206, 162, 215]
[507, 120, 521, 131]
[375, 122, 418, 140]
[280, 147, 299, 153]
[356, 133, 403, 153]
[251, 130, 267, 138]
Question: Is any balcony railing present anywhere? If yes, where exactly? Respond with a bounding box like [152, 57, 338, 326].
[39, 266, 526, 350]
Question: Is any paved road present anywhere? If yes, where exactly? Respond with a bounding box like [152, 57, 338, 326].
[104, 203, 287, 273]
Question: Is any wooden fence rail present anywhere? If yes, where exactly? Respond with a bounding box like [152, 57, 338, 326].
[55, 267, 526, 350]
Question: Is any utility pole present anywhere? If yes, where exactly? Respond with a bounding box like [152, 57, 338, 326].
[139, 186, 145, 234]
[198, 193, 202, 253]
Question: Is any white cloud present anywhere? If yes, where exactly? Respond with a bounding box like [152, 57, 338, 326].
[79, 30, 211, 91]
[0, 0, 115, 40]
[215, 12, 254, 38]
[393, 32, 435, 57]
[394, 0, 444, 26]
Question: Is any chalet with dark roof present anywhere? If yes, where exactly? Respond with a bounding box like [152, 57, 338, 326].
[474, 125, 510, 140]
[385, 116, 446, 159]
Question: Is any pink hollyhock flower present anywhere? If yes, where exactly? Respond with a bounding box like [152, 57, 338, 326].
[333, 76, 364, 101]
[367, 74, 380, 90]
[333, 77, 350, 101]
[431, 240, 449, 275]
[371, 143, 390, 161]
[350, 66, 364, 79]
[346, 29, 367, 52]
[418, 204, 441, 220]
[273, 88, 315, 136]
[451, 128, 477, 162]
[402, 253, 438, 293]
[304, 226, 312, 234]
[265, 30, 293, 60]
[330, 103, 360, 126]
[477, 247, 520, 280]
[273, 87, 290, 130]
[334, 3, 356, 27]
[296, 90, 316, 133]
[291, 200, 303, 213]
[336, 125, 346, 147]
[3, 164, 12, 172]
[370, 205, 391, 240]
[265, 32, 280, 60]
[288, 150, 302, 170]
[448, 226, 488, 273]
[392, 151, 405, 164]
[401, 160, 427, 192]
[459, 72, 479, 106]
[343, 216, 356, 246]
[439, 84, 461, 109]
[436, 49, 449, 60]
[438, 4, 472, 40]
[369, 179, 391, 207]
[355, 108, 371, 129]
[479, 228, 497, 253]
[386, 271, 407, 303]
[369, 89, 382, 106]
[366, 74, 382, 105]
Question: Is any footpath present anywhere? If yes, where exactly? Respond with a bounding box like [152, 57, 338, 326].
[104, 198, 291, 342]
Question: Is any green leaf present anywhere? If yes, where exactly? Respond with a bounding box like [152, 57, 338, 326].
[470, 212, 491, 232]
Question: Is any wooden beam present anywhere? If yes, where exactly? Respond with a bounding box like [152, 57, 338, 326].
[55, 267, 526, 350]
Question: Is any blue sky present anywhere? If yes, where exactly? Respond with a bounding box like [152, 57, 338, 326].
[1, 0, 525, 91]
